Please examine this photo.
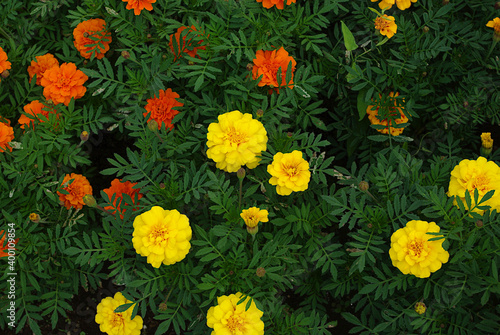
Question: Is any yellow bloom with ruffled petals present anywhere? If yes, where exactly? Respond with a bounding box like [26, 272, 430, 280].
[389, 220, 449, 278]
[241, 207, 269, 228]
[207, 292, 264, 335]
[95, 292, 143, 335]
[132, 206, 192, 268]
[448, 157, 500, 214]
[206, 110, 268, 173]
[268, 150, 310, 196]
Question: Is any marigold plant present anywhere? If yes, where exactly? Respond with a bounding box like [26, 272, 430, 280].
[256, 0, 296, 9]
[19, 100, 55, 129]
[0, 122, 14, 152]
[27, 53, 59, 85]
[374, 15, 397, 39]
[73, 18, 112, 59]
[252, 47, 297, 91]
[267, 150, 311, 196]
[143, 88, 183, 130]
[206, 292, 264, 335]
[389, 220, 449, 278]
[169, 25, 206, 61]
[103, 178, 143, 218]
[0, 46, 12, 76]
[206, 110, 268, 173]
[95, 292, 143, 335]
[40, 62, 88, 106]
[122, 0, 156, 15]
[57, 173, 93, 210]
[371, 0, 417, 10]
[447, 157, 500, 213]
[132, 206, 192, 268]
[366, 92, 408, 136]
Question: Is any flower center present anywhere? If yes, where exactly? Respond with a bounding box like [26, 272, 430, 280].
[150, 225, 169, 245]
[110, 312, 124, 328]
[226, 314, 245, 332]
[57, 76, 71, 88]
[225, 127, 247, 145]
[375, 17, 392, 30]
[283, 164, 299, 177]
[469, 173, 490, 193]
[407, 239, 425, 258]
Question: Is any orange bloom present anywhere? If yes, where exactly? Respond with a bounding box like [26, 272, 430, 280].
[41, 63, 88, 106]
[57, 173, 93, 210]
[73, 19, 112, 59]
[169, 26, 206, 61]
[256, 0, 296, 9]
[103, 179, 143, 218]
[27, 53, 59, 85]
[366, 92, 408, 136]
[252, 47, 297, 91]
[122, 0, 156, 15]
[0, 230, 19, 258]
[0, 122, 14, 153]
[19, 100, 57, 129]
[0, 47, 12, 75]
[143, 88, 183, 130]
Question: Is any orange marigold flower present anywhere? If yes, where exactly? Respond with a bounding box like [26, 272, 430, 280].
[366, 92, 408, 136]
[169, 26, 207, 61]
[41, 62, 88, 106]
[19, 100, 57, 130]
[374, 15, 398, 39]
[252, 47, 297, 91]
[122, 0, 156, 15]
[371, 0, 417, 11]
[0, 47, 12, 76]
[486, 17, 500, 40]
[103, 178, 143, 218]
[73, 19, 112, 60]
[143, 88, 183, 130]
[0, 122, 14, 153]
[57, 173, 93, 210]
[256, 0, 296, 9]
[0, 230, 19, 258]
[27, 53, 59, 85]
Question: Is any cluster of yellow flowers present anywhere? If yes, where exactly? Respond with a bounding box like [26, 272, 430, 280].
[206, 110, 311, 196]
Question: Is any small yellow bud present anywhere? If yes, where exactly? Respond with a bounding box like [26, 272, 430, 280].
[480, 132, 493, 156]
[83, 194, 97, 208]
[80, 131, 89, 142]
[29, 213, 40, 223]
[415, 302, 426, 314]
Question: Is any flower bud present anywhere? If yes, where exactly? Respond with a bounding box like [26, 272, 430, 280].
[246, 63, 253, 71]
[121, 50, 130, 59]
[422, 26, 430, 33]
[495, 2, 500, 10]
[480, 132, 493, 156]
[415, 302, 426, 314]
[476, 220, 483, 228]
[83, 194, 97, 208]
[287, 132, 293, 138]
[159, 303, 167, 311]
[442, 0, 449, 4]
[159, 182, 166, 189]
[358, 181, 369, 192]
[83, 32, 89, 38]
[237, 167, 246, 179]
[148, 120, 159, 132]
[1, 70, 9, 79]
[29, 213, 40, 223]
[147, 34, 152, 39]
[256, 109, 264, 118]
[80, 131, 89, 142]
[256, 267, 266, 277]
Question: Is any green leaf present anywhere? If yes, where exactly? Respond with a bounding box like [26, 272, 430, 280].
[341, 21, 358, 51]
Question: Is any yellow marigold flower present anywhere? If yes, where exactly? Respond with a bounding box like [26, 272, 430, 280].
[95, 292, 143, 335]
[207, 292, 264, 335]
[241, 207, 269, 228]
[268, 150, 311, 196]
[415, 302, 426, 314]
[486, 17, 500, 39]
[206, 110, 268, 173]
[374, 15, 397, 39]
[371, 0, 417, 10]
[366, 92, 408, 136]
[448, 157, 500, 214]
[132, 206, 192, 268]
[389, 220, 449, 278]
